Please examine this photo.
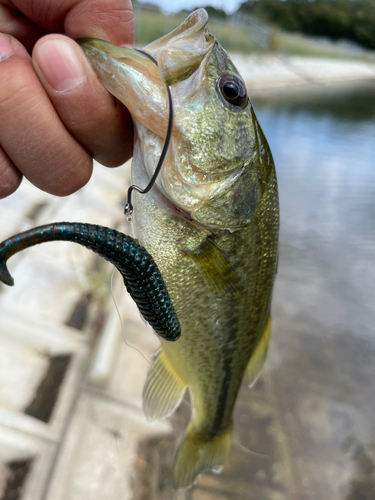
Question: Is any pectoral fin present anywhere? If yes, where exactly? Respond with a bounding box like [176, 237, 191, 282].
[184, 237, 241, 295]
[143, 350, 186, 421]
[246, 317, 272, 387]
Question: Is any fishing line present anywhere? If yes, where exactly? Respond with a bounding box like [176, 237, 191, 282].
[110, 267, 152, 366]
[233, 435, 270, 460]
[109, 267, 193, 412]
[124, 49, 174, 221]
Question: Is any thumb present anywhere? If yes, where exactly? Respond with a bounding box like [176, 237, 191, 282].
[33, 35, 133, 168]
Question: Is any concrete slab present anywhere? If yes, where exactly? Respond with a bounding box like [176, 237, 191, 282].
[0, 309, 88, 441]
[0, 180, 58, 238]
[0, 255, 88, 326]
[230, 54, 375, 92]
[0, 424, 55, 500]
[88, 318, 159, 409]
[87, 270, 159, 405]
[45, 392, 171, 500]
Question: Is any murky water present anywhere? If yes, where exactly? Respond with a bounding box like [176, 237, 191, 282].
[254, 82, 375, 248]
[233, 82, 375, 499]
[253, 82, 375, 338]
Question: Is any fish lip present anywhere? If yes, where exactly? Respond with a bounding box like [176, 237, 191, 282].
[144, 8, 209, 53]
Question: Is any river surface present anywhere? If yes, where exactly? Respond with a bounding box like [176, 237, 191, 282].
[232, 82, 375, 499]
[254, 82, 375, 339]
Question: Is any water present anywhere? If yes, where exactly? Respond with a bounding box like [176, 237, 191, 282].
[254, 82, 375, 339]
[254, 82, 375, 249]
[237, 82, 375, 498]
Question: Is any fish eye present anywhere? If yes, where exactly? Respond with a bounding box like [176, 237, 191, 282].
[218, 74, 248, 109]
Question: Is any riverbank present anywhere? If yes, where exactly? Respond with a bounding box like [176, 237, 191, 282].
[230, 53, 375, 93]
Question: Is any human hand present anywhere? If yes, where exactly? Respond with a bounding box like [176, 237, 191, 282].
[0, 0, 134, 198]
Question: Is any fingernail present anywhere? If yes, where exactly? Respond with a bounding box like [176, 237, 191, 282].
[36, 39, 85, 92]
[0, 34, 13, 62]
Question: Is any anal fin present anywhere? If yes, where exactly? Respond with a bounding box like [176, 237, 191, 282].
[143, 350, 186, 421]
[246, 317, 272, 388]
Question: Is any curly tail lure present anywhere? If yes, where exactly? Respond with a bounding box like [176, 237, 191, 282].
[0, 222, 180, 341]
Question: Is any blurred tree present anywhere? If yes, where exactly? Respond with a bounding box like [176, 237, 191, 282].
[137, 0, 162, 12]
[201, 6, 228, 19]
[351, 0, 375, 49]
[238, 0, 375, 49]
[178, 6, 227, 18]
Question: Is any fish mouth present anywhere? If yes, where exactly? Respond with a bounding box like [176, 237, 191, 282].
[144, 9, 209, 53]
[78, 38, 170, 139]
[79, 11, 247, 222]
[78, 9, 214, 138]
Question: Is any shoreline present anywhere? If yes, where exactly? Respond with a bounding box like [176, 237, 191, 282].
[230, 52, 375, 95]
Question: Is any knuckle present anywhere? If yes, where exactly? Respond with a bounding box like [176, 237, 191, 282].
[47, 154, 93, 197]
[0, 63, 35, 109]
[96, 144, 132, 168]
[0, 156, 22, 199]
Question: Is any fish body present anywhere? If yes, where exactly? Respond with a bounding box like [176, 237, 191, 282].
[80, 9, 279, 487]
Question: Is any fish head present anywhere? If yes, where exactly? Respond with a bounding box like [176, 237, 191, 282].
[79, 9, 274, 230]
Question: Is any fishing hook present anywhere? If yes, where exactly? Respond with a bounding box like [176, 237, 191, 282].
[124, 49, 174, 221]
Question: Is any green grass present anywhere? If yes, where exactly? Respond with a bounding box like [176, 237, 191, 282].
[206, 20, 262, 52]
[134, 10, 185, 46]
[271, 30, 375, 60]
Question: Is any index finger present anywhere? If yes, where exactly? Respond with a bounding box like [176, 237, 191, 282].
[0, 0, 134, 46]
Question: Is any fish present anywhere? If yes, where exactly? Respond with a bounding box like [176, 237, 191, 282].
[79, 7, 279, 488]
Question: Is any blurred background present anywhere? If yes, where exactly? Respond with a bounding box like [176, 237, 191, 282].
[133, 0, 375, 58]
[0, 1, 374, 499]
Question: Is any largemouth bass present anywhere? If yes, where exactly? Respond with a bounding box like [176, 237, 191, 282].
[80, 8, 279, 487]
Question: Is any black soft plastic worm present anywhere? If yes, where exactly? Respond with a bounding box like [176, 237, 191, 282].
[0, 222, 180, 341]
